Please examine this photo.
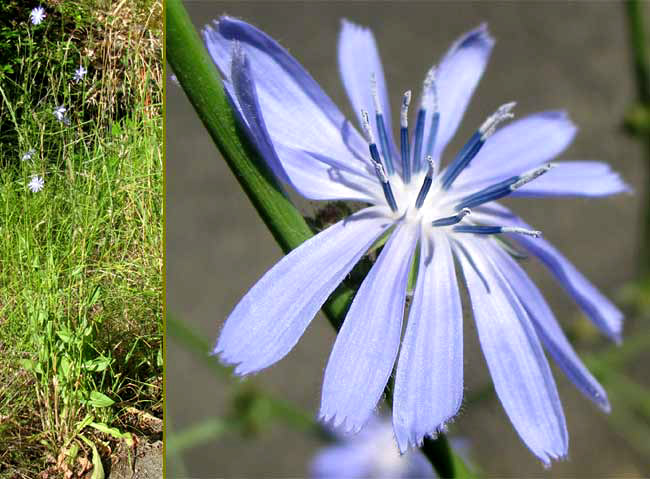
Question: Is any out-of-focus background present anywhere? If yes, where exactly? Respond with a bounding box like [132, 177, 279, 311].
[167, 2, 649, 476]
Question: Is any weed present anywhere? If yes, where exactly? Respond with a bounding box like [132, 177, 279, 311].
[0, 0, 162, 476]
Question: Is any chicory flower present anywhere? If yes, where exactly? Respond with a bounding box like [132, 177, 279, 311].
[73, 65, 87, 82]
[28, 175, 44, 193]
[30, 6, 46, 25]
[21, 149, 36, 162]
[203, 17, 628, 465]
[53, 105, 70, 125]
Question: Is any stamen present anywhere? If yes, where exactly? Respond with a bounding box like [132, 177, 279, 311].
[375, 163, 398, 212]
[421, 67, 437, 111]
[423, 67, 440, 160]
[400, 90, 411, 128]
[502, 226, 542, 238]
[412, 71, 435, 174]
[400, 90, 412, 183]
[361, 109, 384, 166]
[361, 109, 375, 144]
[370, 73, 382, 115]
[453, 224, 541, 237]
[362, 109, 398, 212]
[441, 102, 516, 190]
[374, 162, 389, 183]
[414, 155, 436, 209]
[455, 163, 554, 210]
[509, 163, 554, 190]
[432, 208, 471, 227]
[370, 74, 395, 175]
[479, 101, 516, 140]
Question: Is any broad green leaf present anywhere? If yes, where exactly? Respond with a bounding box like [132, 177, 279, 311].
[88, 391, 114, 408]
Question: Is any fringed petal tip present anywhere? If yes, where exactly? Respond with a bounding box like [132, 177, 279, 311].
[540, 449, 569, 469]
[395, 422, 449, 455]
[211, 340, 270, 377]
[210, 348, 249, 377]
[318, 411, 366, 435]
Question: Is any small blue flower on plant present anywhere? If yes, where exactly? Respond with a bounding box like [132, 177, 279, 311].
[73, 65, 87, 83]
[30, 6, 46, 25]
[21, 149, 36, 162]
[203, 17, 629, 465]
[28, 175, 44, 193]
[310, 416, 435, 478]
[53, 105, 70, 125]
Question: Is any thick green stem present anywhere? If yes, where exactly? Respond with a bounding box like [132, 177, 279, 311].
[625, 0, 650, 282]
[166, 0, 465, 475]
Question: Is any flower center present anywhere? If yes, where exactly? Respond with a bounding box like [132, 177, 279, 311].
[359, 73, 548, 239]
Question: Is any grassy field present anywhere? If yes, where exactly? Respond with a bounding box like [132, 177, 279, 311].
[0, 1, 162, 477]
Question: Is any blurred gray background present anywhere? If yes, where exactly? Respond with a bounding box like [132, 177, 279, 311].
[167, 1, 648, 476]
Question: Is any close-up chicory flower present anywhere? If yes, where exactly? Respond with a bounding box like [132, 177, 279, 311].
[28, 174, 45, 193]
[204, 17, 628, 465]
[30, 6, 46, 26]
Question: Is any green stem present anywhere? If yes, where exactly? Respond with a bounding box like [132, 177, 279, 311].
[626, 0, 650, 105]
[625, 0, 650, 282]
[166, 1, 465, 475]
[167, 417, 231, 455]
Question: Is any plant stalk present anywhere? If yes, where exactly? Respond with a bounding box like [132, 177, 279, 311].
[625, 0, 650, 283]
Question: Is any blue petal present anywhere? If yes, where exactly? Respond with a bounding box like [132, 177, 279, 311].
[203, 17, 372, 180]
[338, 20, 398, 160]
[230, 44, 292, 185]
[230, 48, 381, 202]
[454, 111, 576, 188]
[274, 143, 383, 202]
[215, 208, 392, 375]
[456, 237, 568, 466]
[320, 223, 419, 432]
[510, 161, 632, 198]
[393, 231, 463, 453]
[310, 444, 371, 478]
[488, 242, 610, 411]
[431, 24, 495, 167]
[516, 233, 623, 342]
[475, 204, 624, 342]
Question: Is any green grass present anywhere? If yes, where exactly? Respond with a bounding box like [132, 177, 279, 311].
[0, 1, 161, 476]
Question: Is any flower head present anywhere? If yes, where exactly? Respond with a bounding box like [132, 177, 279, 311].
[30, 6, 46, 25]
[21, 149, 36, 162]
[73, 65, 87, 82]
[205, 17, 628, 465]
[28, 175, 44, 193]
[53, 105, 70, 125]
[310, 417, 435, 478]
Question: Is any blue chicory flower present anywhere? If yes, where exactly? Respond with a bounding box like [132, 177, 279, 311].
[30, 6, 46, 25]
[203, 17, 629, 465]
[73, 65, 87, 82]
[310, 416, 435, 478]
[28, 174, 45, 193]
[21, 149, 36, 162]
[53, 105, 70, 125]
